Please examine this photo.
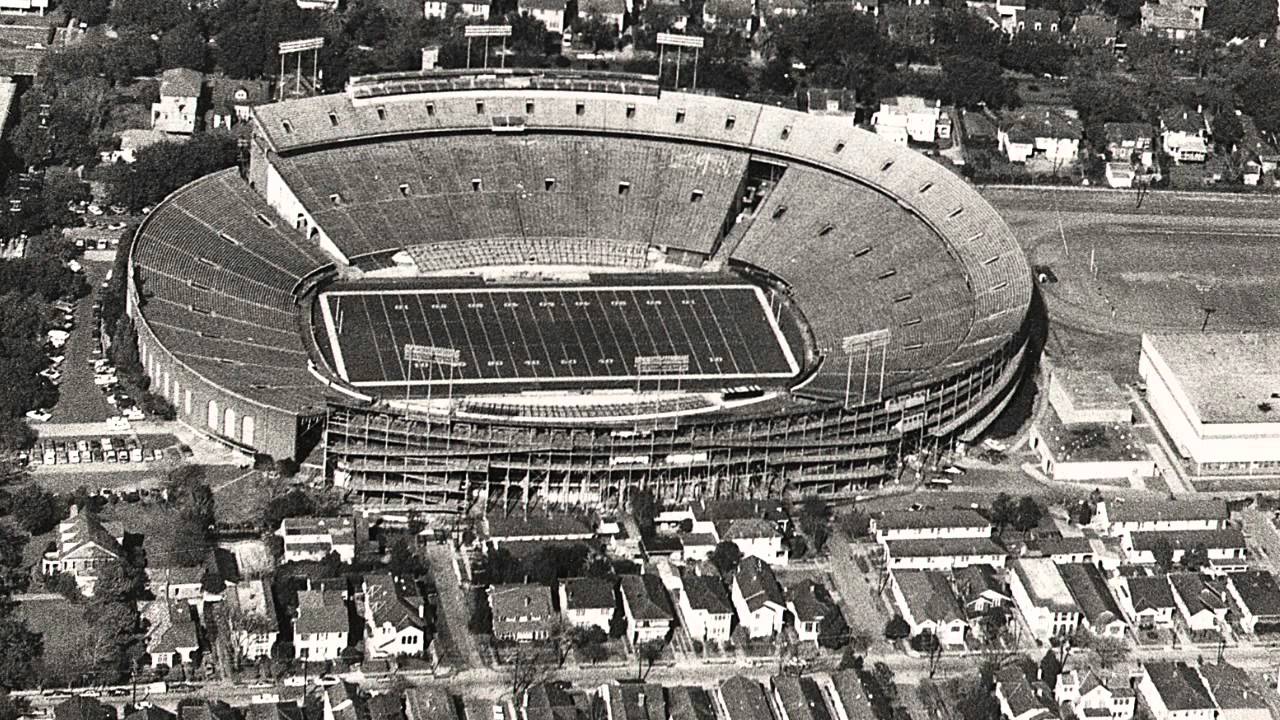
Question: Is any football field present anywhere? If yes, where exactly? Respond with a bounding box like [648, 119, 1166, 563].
[321, 283, 799, 388]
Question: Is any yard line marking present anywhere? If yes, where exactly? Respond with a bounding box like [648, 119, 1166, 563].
[647, 287, 682, 361]
[504, 290, 538, 381]
[359, 296, 393, 384]
[397, 291, 425, 385]
[574, 288, 617, 378]
[661, 287, 700, 376]
[556, 289, 591, 379]
[451, 290, 483, 379]
[376, 294, 411, 385]
[531, 289, 560, 378]
[596, 288, 634, 378]
[488, 290, 522, 382]
[612, 289, 649, 369]
[701, 288, 743, 374]
[319, 295, 349, 381]
[754, 286, 800, 375]
[716, 287, 760, 375]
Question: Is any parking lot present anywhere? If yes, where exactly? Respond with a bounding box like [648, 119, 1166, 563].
[43, 260, 117, 424]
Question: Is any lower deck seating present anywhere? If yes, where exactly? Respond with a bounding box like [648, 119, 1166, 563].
[403, 237, 648, 272]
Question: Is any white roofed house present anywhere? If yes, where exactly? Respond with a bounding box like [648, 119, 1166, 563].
[873, 96, 946, 146]
[1008, 558, 1082, 643]
[887, 569, 971, 647]
[871, 509, 992, 543]
[225, 578, 279, 661]
[731, 555, 787, 639]
[360, 573, 428, 658]
[1169, 573, 1228, 634]
[41, 505, 126, 597]
[558, 577, 615, 632]
[1092, 498, 1228, 537]
[152, 68, 204, 135]
[276, 516, 356, 563]
[716, 518, 788, 566]
[758, 0, 807, 29]
[1055, 669, 1136, 720]
[520, 0, 568, 34]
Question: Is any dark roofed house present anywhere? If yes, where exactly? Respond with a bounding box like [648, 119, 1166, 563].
[719, 676, 774, 720]
[1014, 8, 1059, 32]
[1196, 662, 1269, 720]
[999, 106, 1082, 165]
[206, 78, 271, 131]
[243, 705, 302, 720]
[667, 687, 717, 720]
[1227, 571, 1280, 634]
[486, 514, 594, 546]
[1123, 528, 1246, 570]
[772, 676, 833, 720]
[578, 0, 626, 30]
[608, 682, 666, 720]
[1071, 13, 1117, 45]
[1059, 563, 1127, 638]
[127, 708, 178, 720]
[1096, 498, 1226, 536]
[1141, 0, 1205, 40]
[559, 576, 615, 632]
[679, 573, 734, 643]
[177, 701, 240, 720]
[56, 698, 115, 720]
[492, 583, 556, 642]
[1138, 662, 1214, 720]
[702, 0, 755, 32]
[1121, 575, 1177, 629]
[406, 688, 459, 720]
[731, 555, 787, 638]
[995, 667, 1055, 720]
[831, 671, 876, 720]
[953, 564, 1011, 619]
[621, 574, 675, 644]
[1104, 122, 1155, 167]
[361, 573, 428, 659]
[888, 569, 971, 646]
[786, 580, 832, 643]
[367, 694, 403, 720]
[520, 683, 577, 720]
[1169, 573, 1228, 634]
[872, 508, 992, 542]
[294, 589, 349, 661]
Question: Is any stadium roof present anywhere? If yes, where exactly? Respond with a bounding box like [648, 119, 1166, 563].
[1142, 333, 1280, 424]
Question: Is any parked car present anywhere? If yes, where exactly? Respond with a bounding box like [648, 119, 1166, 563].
[25, 409, 51, 422]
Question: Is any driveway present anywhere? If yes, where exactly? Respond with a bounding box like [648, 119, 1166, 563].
[424, 542, 485, 670]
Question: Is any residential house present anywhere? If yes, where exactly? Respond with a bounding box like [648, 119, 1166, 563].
[620, 574, 675, 644]
[147, 566, 206, 610]
[361, 573, 427, 658]
[1114, 575, 1176, 630]
[998, 107, 1082, 165]
[1093, 499, 1227, 537]
[486, 514, 594, 547]
[717, 518, 789, 566]
[1059, 563, 1127, 638]
[321, 683, 362, 720]
[873, 96, 947, 145]
[406, 688, 460, 720]
[731, 556, 787, 638]
[668, 686, 717, 720]
[872, 509, 992, 543]
[1122, 528, 1247, 570]
[1140, 0, 1204, 40]
[658, 499, 789, 565]
[294, 589, 349, 661]
[1055, 669, 1136, 720]
[1024, 536, 1097, 565]
[1013, 8, 1059, 32]
[701, 0, 755, 32]
[491, 583, 556, 642]
[1197, 662, 1271, 720]
[1137, 662, 1216, 720]
[177, 701, 238, 720]
[276, 516, 356, 563]
[1105, 122, 1156, 168]
[888, 569, 970, 646]
[802, 88, 858, 121]
[829, 671, 876, 720]
[1226, 571, 1280, 634]
[0, 0, 49, 13]
[677, 574, 734, 644]
[717, 676, 774, 720]
[603, 681, 667, 720]
[851, 0, 878, 14]
[55, 698, 114, 720]
[953, 564, 1011, 620]
[1008, 558, 1082, 643]
[884, 537, 1008, 570]
[245, 705, 302, 720]
[1161, 108, 1211, 163]
[520, 0, 567, 34]
[771, 676, 833, 720]
[995, 667, 1056, 720]
[1169, 573, 1229, 634]
[423, 0, 490, 15]
[151, 68, 203, 135]
[127, 708, 178, 720]
[140, 599, 199, 667]
[559, 577, 614, 632]
[226, 578, 279, 661]
[994, 0, 1023, 31]
[104, 128, 169, 164]
[786, 580, 830, 643]
[205, 78, 271, 131]
[1071, 13, 1117, 45]
[579, 0, 626, 31]
[758, 0, 807, 29]
[41, 505, 125, 597]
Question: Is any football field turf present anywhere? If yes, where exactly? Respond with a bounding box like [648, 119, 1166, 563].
[321, 283, 799, 388]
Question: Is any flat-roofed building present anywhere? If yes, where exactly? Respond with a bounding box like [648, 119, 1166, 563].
[883, 537, 1008, 570]
[1139, 333, 1280, 476]
[1008, 557, 1081, 642]
[1093, 498, 1228, 536]
[871, 509, 992, 543]
[1049, 370, 1132, 425]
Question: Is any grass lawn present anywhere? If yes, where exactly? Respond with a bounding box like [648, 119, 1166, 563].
[98, 502, 189, 568]
[15, 596, 92, 684]
[210, 469, 275, 525]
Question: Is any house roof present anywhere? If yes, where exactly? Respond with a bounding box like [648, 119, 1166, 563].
[363, 573, 424, 630]
[667, 687, 716, 720]
[1230, 571, 1280, 618]
[876, 508, 990, 531]
[580, 0, 626, 15]
[521, 0, 568, 10]
[1170, 573, 1226, 613]
[1072, 13, 1117, 40]
[884, 537, 1006, 559]
[367, 693, 403, 720]
[520, 683, 577, 720]
[1127, 575, 1176, 612]
[56, 507, 123, 563]
[1059, 563, 1124, 627]
[682, 574, 733, 615]
[1104, 122, 1154, 145]
[57, 698, 114, 720]
[159, 67, 203, 98]
[719, 677, 773, 720]
[491, 583, 554, 621]
[140, 600, 198, 654]
[1144, 662, 1214, 712]
[1016, 8, 1060, 28]
[147, 565, 204, 588]
[831, 671, 875, 720]
[787, 580, 830, 622]
[609, 683, 666, 720]
[1141, 0, 1203, 31]
[704, 0, 756, 20]
[405, 687, 459, 720]
[1161, 108, 1209, 135]
[1012, 558, 1078, 613]
[693, 499, 788, 524]
[996, 668, 1054, 719]
[561, 577, 615, 610]
[734, 556, 785, 611]
[487, 513, 593, 540]
[1197, 661, 1265, 710]
[952, 564, 1006, 604]
[245, 704, 304, 720]
[1104, 498, 1226, 524]
[1075, 670, 1135, 699]
[295, 589, 349, 636]
[228, 578, 278, 633]
[716, 518, 779, 540]
[772, 676, 832, 720]
[206, 77, 271, 114]
[1128, 527, 1245, 553]
[1001, 107, 1082, 142]
[892, 570, 965, 623]
[280, 515, 354, 542]
[178, 702, 239, 720]
[621, 574, 675, 620]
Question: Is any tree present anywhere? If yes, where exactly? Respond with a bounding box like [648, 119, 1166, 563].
[1012, 496, 1043, 536]
[841, 509, 871, 539]
[467, 588, 492, 635]
[848, 626, 873, 655]
[608, 609, 627, 639]
[1151, 537, 1175, 572]
[636, 639, 665, 680]
[818, 608, 853, 649]
[1091, 634, 1130, 667]
[980, 606, 1008, 645]
[7, 485, 61, 535]
[578, 641, 609, 664]
[871, 661, 899, 706]
[630, 488, 657, 539]
[0, 617, 41, 688]
[796, 496, 831, 553]
[504, 642, 551, 700]
[160, 23, 209, 72]
[387, 538, 430, 580]
[883, 615, 911, 641]
[0, 691, 29, 720]
[708, 541, 743, 576]
[989, 493, 1014, 536]
[101, 133, 240, 212]
[1039, 648, 1062, 687]
[952, 662, 1001, 720]
[1181, 543, 1210, 572]
[1212, 110, 1244, 153]
[941, 54, 1018, 110]
[0, 520, 30, 599]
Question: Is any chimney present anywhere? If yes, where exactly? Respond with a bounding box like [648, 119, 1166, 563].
[638, 692, 646, 708]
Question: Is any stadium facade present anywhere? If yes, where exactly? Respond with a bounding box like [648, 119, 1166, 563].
[127, 69, 1034, 512]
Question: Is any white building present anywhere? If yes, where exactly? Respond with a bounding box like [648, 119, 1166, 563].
[1169, 573, 1228, 633]
[1112, 575, 1176, 630]
[0, 0, 48, 13]
[873, 96, 945, 145]
[888, 570, 970, 646]
[883, 537, 1008, 570]
[1137, 662, 1216, 720]
[361, 574, 427, 658]
[871, 509, 992, 543]
[276, 516, 356, 564]
[1093, 496, 1227, 537]
[559, 577, 614, 632]
[41, 505, 125, 597]
[620, 574, 675, 644]
[998, 107, 1081, 165]
[294, 590, 349, 661]
[1139, 333, 1280, 477]
[226, 579, 279, 661]
[1120, 528, 1247, 569]
[151, 68, 203, 135]
[731, 556, 786, 638]
[1160, 108, 1210, 163]
[1055, 669, 1136, 720]
[519, 0, 567, 33]
[676, 574, 734, 644]
[1008, 558, 1081, 643]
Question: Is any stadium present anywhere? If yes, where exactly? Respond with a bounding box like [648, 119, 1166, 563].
[126, 69, 1034, 512]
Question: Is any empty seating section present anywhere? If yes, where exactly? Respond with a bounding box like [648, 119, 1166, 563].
[273, 135, 749, 259]
[403, 237, 647, 272]
[459, 395, 711, 419]
[730, 167, 975, 393]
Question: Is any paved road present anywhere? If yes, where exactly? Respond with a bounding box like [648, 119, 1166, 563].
[981, 185, 1280, 220]
[47, 260, 115, 425]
